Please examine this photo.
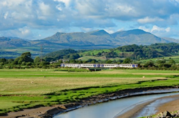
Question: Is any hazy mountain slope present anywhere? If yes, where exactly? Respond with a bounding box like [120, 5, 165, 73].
[37, 29, 172, 46]
[162, 37, 179, 43]
[42, 30, 114, 45]
[0, 29, 178, 59]
[0, 37, 31, 47]
[112, 29, 171, 45]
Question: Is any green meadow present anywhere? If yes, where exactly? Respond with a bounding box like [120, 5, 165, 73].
[1, 68, 179, 115]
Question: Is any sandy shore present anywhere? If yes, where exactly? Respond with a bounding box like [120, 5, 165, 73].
[116, 100, 156, 118]
[116, 94, 179, 118]
[157, 96, 179, 113]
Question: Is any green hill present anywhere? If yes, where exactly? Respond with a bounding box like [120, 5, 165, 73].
[1, 29, 179, 59]
[44, 43, 179, 62]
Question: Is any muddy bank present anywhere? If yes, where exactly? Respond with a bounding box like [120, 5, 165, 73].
[118, 94, 179, 118]
[157, 98, 179, 113]
[1, 86, 179, 118]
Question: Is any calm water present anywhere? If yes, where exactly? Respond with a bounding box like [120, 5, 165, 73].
[54, 89, 179, 118]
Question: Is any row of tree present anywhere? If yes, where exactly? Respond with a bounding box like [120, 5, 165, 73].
[140, 58, 178, 70]
[0, 52, 134, 69]
[0, 52, 50, 68]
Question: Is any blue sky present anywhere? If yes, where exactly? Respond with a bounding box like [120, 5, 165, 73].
[0, 0, 179, 40]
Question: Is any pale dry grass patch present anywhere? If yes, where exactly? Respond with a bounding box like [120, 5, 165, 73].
[96, 70, 128, 74]
[0, 76, 163, 94]
[133, 73, 179, 75]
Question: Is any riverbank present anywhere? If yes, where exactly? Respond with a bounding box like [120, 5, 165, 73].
[1, 87, 179, 118]
[117, 94, 179, 118]
[157, 97, 179, 113]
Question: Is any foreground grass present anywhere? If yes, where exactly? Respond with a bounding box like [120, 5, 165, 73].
[0, 68, 179, 115]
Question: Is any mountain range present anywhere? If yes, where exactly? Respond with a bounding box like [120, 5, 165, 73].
[32, 29, 179, 47]
[0, 29, 179, 58]
[1, 29, 179, 48]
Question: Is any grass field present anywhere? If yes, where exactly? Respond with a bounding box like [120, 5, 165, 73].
[1, 68, 179, 115]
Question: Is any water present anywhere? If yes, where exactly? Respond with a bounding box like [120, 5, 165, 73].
[54, 89, 179, 118]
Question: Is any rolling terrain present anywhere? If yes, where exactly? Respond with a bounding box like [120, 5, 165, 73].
[44, 43, 179, 62]
[0, 29, 179, 59]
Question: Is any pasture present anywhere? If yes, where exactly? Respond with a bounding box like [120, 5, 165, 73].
[0, 68, 179, 115]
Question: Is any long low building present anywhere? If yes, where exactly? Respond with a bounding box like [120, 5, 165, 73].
[61, 64, 138, 68]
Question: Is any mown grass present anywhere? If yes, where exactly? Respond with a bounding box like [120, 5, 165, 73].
[0, 69, 179, 115]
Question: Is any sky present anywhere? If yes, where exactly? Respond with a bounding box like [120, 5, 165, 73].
[0, 0, 179, 40]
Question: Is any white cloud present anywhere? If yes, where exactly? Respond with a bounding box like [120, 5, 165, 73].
[54, 0, 71, 7]
[138, 26, 150, 32]
[4, 12, 9, 19]
[138, 17, 164, 24]
[0, 0, 179, 39]
[151, 25, 171, 33]
[139, 25, 172, 38]
[39, 2, 51, 16]
[19, 29, 30, 35]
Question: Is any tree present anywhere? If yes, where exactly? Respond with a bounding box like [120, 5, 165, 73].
[156, 59, 166, 67]
[123, 58, 132, 64]
[0, 58, 7, 65]
[168, 58, 176, 65]
[34, 56, 41, 64]
[0, 58, 7, 63]
[21, 52, 31, 58]
[14, 52, 33, 65]
[106, 59, 113, 64]
[144, 60, 155, 67]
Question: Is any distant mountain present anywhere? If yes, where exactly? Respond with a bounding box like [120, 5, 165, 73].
[162, 37, 179, 43]
[1, 29, 177, 49]
[1, 29, 179, 59]
[112, 29, 172, 45]
[39, 30, 112, 46]
[0, 37, 31, 47]
[33, 29, 174, 47]
[87, 30, 109, 35]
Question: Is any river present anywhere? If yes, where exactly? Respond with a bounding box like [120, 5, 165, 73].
[54, 89, 179, 118]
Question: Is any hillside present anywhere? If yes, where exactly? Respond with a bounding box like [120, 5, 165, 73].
[35, 29, 173, 46]
[0, 37, 31, 47]
[44, 43, 179, 61]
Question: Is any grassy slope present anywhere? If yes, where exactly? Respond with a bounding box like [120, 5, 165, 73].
[0, 69, 179, 114]
[78, 49, 124, 61]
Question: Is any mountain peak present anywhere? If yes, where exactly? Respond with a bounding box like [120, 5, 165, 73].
[54, 32, 65, 36]
[87, 30, 109, 35]
[126, 29, 149, 34]
[112, 29, 150, 37]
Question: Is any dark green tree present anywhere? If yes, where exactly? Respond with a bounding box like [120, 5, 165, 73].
[123, 58, 132, 64]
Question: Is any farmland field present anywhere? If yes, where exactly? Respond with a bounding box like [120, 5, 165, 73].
[1, 68, 179, 115]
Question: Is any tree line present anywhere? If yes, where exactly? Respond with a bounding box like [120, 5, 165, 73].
[0, 52, 134, 69]
[0, 52, 50, 69]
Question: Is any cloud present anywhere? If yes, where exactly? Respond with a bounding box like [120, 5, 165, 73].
[151, 25, 171, 33]
[139, 25, 173, 38]
[0, 0, 179, 39]
[4, 12, 9, 19]
[138, 17, 164, 24]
